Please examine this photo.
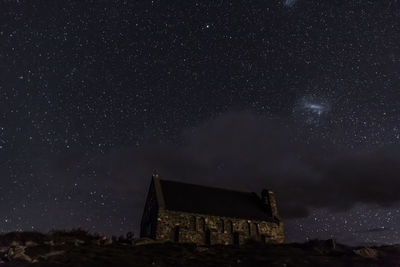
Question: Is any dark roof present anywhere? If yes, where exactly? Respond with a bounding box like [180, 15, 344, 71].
[159, 179, 273, 221]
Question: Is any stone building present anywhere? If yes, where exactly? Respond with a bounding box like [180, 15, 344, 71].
[140, 174, 284, 246]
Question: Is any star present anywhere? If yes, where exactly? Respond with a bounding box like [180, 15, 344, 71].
[0, 0, 398, 246]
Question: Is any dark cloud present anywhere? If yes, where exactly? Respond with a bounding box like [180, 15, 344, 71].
[356, 227, 387, 234]
[95, 111, 400, 225]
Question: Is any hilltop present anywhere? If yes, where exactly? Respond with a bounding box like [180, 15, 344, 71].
[0, 230, 397, 266]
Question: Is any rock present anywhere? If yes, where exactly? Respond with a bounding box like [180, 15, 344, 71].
[353, 247, 378, 259]
[134, 238, 169, 246]
[195, 247, 208, 253]
[44, 240, 55, 246]
[103, 238, 113, 245]
[7, 246, 32, 262]
[74, 239, 85, 246]
[9, 241, 20, 247]
[25, 240, 39, 247]
[134, 237, 157, 246]
[39, 250, 65, 260]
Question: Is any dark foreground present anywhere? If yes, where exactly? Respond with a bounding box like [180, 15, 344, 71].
[0, 230, 398, 266]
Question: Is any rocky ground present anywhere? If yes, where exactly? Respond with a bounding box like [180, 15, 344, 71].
[0, 230, 398, 266]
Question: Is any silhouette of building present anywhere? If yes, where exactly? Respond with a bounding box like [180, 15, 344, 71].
[140, 174, 284, 246]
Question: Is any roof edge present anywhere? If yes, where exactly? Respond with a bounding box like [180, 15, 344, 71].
[159, 178, 264, 196]
[153, 175, 166, 209]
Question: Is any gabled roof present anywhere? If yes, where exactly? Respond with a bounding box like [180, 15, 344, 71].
[158, 178, 275, 221]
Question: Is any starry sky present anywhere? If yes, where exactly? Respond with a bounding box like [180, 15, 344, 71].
[1, 0, 400, 245]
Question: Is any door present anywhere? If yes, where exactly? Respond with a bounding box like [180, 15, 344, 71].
[261, 234, 266, 244]
[205, 229, 211, 246]
[174, 226, 180, 242]
[233, 232, 239, 246]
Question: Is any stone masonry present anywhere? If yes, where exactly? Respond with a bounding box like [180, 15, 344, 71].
[140, 174, 284, 246]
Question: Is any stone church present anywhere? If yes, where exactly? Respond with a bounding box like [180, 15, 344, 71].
[140, 174, 284, 246]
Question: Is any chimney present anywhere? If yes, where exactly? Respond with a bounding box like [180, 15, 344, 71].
[152, 169, 159, 179]
[261, 189, 279, 219]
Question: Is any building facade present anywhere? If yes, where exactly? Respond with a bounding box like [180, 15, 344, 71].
[140, 174, 284, 246]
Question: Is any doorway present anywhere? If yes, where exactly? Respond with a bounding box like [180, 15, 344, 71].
[233, 232, 239, 246]
[174, 226, 180, 242]
[205, 229, 211, 246]
[260, 234, 266, 244]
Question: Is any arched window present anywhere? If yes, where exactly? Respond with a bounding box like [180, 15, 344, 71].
[226, 221, 233, 234]
[251, 223, 259, 236]
[217, 219, 224, 233]
[245, 222, 251, 236]
[198, 217, 206, 232]
[189, 216, 196, 231]
[174, 226, 180, 242]
[261, 234, 266, 244]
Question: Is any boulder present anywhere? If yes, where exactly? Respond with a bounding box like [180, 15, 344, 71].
[38, 250, 65, 260]
[195, 247, 209, 253]
[44, 240, 55, 246]
[74, 239, 85, 246]
[25, 240, 39, 247]
[353, 247, 379, 259]
[6, 245, 32, 262]
[9, 241, 20, 247]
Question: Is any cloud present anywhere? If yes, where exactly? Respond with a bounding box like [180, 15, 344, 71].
[98, 111, 400, 222]
[356, 227, 387, 234]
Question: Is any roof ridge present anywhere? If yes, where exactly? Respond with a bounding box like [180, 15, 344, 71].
[159, 178, 259, 196]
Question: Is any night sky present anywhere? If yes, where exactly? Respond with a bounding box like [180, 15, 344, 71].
[2, 0, 400, 245]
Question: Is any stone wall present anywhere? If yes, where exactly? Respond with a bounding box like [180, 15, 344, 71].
[155, 209, 284, 246]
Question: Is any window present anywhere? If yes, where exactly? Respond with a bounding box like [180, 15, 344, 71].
[226, 221, 233, 234]
[198, 217, 206, 232]
[189, 216, 196, 231]
[217, 219, 224, 233]
[174, 226, 180, 242]
[245, 222, 251, 236]
[251, 223, 259, 236]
